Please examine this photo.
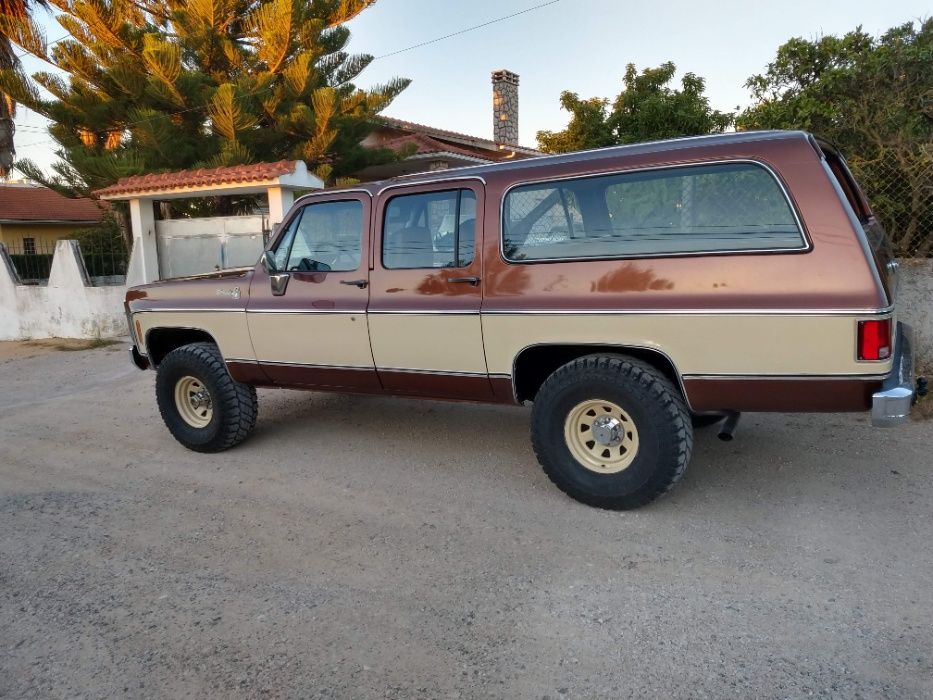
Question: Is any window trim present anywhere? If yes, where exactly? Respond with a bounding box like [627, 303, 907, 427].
[499, 159, 811, 265]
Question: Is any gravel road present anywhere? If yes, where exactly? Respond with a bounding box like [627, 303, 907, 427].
[1, 343, 931, 699]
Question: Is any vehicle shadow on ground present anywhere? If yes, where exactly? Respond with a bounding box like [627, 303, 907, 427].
[239, 389, 894, 512]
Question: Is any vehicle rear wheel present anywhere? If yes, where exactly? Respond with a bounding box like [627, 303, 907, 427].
[155, 342, 258, 453]
[531, 354, 693, 510]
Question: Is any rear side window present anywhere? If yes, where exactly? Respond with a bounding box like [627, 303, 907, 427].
[503, 162, 805, 262]
[383, 189, 477, 269]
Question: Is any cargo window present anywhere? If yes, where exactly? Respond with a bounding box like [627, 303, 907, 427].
[382, 189, 476, 269]
[502, 162, 805, 261]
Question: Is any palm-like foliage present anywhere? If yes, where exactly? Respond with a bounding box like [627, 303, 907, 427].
[0, 0, 47, 177]
[0, 0, 409, 193]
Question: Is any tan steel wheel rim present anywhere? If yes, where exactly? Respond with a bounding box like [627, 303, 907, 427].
[563, 399, 639, 474]
[174, 375, 213, 428]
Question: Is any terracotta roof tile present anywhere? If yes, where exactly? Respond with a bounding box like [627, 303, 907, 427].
[377, 116, 540, 155]
[93, 160, 302, 197]
[379, 133, 493, 160]
[0, 185, 105, 223]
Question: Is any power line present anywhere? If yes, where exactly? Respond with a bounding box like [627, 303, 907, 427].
[14, 33, 71, 60]
[13, 0, 562, 150]
[374, 0, 561, 60]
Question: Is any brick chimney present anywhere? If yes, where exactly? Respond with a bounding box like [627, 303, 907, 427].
[492, 69, 519, 147]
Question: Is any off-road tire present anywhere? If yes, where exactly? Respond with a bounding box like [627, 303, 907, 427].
[155, 342, 258, 453]
[531, 354, 693, 510]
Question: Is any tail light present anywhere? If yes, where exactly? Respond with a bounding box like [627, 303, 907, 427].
[857, 319, 892, 361]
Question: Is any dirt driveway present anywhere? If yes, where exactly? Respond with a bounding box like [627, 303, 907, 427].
[1, 343, 931, 699]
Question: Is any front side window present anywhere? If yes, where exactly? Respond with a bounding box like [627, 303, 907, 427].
[382, 189, 477, 269]
[273, 199, 363, 272]
[503, 163, 804, 261]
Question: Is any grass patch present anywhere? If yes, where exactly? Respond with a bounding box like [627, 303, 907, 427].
[53, 338, 122, 352]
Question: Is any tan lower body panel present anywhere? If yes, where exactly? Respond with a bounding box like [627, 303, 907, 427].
[481, 313, 893, 377]
[247, 312, 374, 368]
[368, 313, 488, 374]
[135, 311, 255, 361]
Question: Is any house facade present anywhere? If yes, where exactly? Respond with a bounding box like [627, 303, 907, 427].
[0, 182, 105, 254]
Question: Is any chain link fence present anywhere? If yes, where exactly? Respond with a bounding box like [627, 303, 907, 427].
[848, 157, 933, 258]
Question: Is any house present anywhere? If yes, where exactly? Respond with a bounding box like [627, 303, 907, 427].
[0, 181, 105, 255]
[357, 70, 539, 180]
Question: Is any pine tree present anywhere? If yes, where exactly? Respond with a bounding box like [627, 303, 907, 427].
[0, 0, 47, 177]
[0, 0, 409, 193]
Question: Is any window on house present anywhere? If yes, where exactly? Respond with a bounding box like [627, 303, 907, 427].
[502, 162, 805, 261]
[382, 189, 477, 269]
[23, 237, 36, 255]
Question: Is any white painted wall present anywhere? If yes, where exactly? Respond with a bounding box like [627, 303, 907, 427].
[0, 240, 127, 341]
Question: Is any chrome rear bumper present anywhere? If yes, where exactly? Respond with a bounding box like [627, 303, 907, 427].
[871, 322, 915, 427]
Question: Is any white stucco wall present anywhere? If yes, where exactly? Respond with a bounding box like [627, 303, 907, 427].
[0, 240, 127, 341]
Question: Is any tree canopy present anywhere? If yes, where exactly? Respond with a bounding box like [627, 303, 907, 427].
[738, 20, 933, 255]
[0, 0, 47, 177]
[0, 0, 409, 194]
[536, 62, 733, 153]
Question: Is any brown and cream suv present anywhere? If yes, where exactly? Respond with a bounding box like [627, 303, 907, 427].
[125, 130, 919, 510]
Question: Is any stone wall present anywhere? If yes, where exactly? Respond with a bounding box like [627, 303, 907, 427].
[492, 69, 519, 146]
[0, 240, 127, 341]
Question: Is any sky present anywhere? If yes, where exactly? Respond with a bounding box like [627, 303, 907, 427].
[9, 0, 931, 178]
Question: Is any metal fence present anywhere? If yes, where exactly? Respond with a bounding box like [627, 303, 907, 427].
[849, 159, 933, 258]
[6, 234, 128, 285]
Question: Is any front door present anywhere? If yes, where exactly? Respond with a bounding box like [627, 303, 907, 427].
[247, 192, 379, 390]
[368, 180, 492, 400]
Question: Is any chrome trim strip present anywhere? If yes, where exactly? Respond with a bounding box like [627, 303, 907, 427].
[482, 306, 895, 317]
[226, 359, 373, 371]
[377, 367, 487, 377]
[131, 306, 894, 317]
[498, 159, 812, 265]
[132, 308, 244, 314]
[683, 374, 886, 381]
[292, 188, 373, 209]
[246, 308, 364, 315]
[376, 175, 486, 196]
[224, 359, 488, 378]
[367, 309, 479, 316]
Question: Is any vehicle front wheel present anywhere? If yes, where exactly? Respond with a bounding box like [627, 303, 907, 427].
[155, 342, 258, 453]
[531, 355, 693, 510]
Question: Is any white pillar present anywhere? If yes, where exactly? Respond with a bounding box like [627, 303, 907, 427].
[127, 197, 159, 285]
[267, 186, 294, 226]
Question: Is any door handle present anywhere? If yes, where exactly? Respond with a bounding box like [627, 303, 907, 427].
[447, 276, 481, 286]
[340, 279, 369, 289]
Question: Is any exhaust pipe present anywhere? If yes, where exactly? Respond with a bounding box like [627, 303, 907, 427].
[718, 411, 741, 442]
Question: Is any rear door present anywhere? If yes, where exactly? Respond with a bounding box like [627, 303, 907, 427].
[367, 180, 492, 400]
[247, 191, 379, 390]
